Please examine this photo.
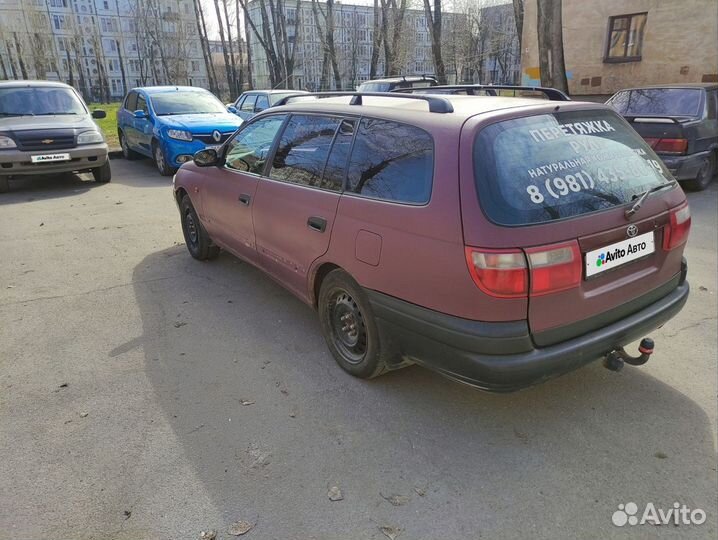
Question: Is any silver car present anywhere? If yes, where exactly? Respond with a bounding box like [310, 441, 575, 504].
[0, 80, 110, 193]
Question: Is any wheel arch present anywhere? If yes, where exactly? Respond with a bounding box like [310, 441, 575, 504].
[311, 262, 343, 308]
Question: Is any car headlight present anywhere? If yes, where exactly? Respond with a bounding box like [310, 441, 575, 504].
[167, 129, 193, 142]
[77, 130, 104, 144]
[0, 135, 17, 149]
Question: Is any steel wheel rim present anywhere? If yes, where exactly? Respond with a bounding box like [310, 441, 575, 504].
[155, 146, 165, 173]
[184, 209, 199, 247]
[121, 135, 128, 157]
[327, 289, 367, 364]
[698, 154, 715, 182]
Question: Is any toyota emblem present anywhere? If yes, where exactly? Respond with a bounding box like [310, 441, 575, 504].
[212, 130, 222, 143]
[627, 224, 638, 238]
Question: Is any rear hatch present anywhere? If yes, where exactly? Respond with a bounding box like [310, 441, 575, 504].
[607, 87, 704, 154]
[464, 106, 690, 345]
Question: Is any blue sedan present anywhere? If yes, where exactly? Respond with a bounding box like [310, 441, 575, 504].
[117, 86, 243, 176]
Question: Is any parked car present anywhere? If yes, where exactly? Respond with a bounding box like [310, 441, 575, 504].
[356, 75, 438, 93]
[117, 86, 244, 176]
[607, 84, 718, 191]
[173, 92, 690, 392]
[228, 90, 308, 121]
[0, 80, 110, 193]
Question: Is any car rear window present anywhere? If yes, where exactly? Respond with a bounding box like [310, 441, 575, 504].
[473, 109, 672, 226]
[608, 88, 702, 117]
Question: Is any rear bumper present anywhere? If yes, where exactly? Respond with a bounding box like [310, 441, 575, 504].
[0, 144, 108, 176]
[367, 266, 689, 392]
[660, 150, 709, 180]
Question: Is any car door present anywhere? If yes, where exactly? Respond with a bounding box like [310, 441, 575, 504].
[120, 91, 138, 146]
[252, 114, 350, 300]
[237, 93, 257, 121]
[201, 114, 287, 263]
[134, 93, 153, 154]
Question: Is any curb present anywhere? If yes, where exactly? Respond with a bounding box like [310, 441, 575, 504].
[108, 149, 123, 159]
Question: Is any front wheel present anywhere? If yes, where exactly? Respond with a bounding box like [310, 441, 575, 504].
[318, 269, 392, 379]
[682, 152, 716, 191]
[92, 161, 111, 183]
[180, 194, 219, 260]
[154, 142, 177, 177]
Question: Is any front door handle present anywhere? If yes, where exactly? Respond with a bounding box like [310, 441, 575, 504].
[307, 216, 327, 233]
[238, 193, 251, 206]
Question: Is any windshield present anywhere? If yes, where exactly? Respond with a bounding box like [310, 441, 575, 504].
[151, 91, 227, 116]
[473, 109, 673, 226]
[357, 82, 391, 92]
[0, 87, 86, 116]
[608, 88, 702, 117]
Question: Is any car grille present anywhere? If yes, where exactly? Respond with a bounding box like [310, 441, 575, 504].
[15, 130, 76, 151]
[194, 132, 234, 145]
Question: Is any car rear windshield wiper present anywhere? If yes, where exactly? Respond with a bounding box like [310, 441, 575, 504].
[625, 180, 678, 219]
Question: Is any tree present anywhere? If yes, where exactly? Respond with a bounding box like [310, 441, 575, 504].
[194, 0, 220, 95]
[536, 0, 568, 94]
[512, 0, 524, 49]
[423, 0, 447, 84]
[369, 0, 383, 79]
[311, 0, 341, 90]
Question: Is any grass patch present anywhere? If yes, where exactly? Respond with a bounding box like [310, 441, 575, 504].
[88, 102, 121, 149]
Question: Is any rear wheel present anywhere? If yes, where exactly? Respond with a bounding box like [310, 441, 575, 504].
[120, 131, 139, 160]
[180, 194, 219, 260]
[154, 142, 177, 177]
[318, 269, 392, 379]
[92, 161, 111, 183]
[683, 151, 716, 191]
[0, 176, 8, 193]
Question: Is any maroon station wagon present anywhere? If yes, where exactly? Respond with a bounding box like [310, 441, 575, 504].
[172, 92, 690, 391]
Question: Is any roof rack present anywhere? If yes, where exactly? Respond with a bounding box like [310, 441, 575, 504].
[273, 91, 454, 113]
[393, 84, 570, 102]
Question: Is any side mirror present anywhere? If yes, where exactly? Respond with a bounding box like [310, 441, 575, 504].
[193, 148, 219, 167]
[133, 110, 147, 119]
[92, 109, 106, 119]
[227, 105, 238, 114]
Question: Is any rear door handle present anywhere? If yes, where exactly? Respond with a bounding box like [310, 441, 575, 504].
[307, 216, 327, 232]
[238, 193, 251, 206]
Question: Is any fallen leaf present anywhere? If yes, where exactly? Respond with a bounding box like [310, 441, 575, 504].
[654, 451, 668, 459]
[228, 520, 253, 536]
[699, 286, 708, 291]
[39, 223, 44, 227]
[289, 412, 296, 418]
[199, 531, 217, 540]
[59, 383, 68, 389]
[327, 486, 343, 501]
[174, 321, 187, 328]
[79, 412, 88, 418]
[240, 399, 255, 406]
[381, 493, 410, 506]
[379, 526, 401, 540]
[123, 510, 131, 520]
[413, 486, 426, 497]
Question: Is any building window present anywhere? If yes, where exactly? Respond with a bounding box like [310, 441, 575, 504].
[605, 13, 647, 63]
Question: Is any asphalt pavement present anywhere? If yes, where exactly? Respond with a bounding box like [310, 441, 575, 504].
[0, 158, 716, 540]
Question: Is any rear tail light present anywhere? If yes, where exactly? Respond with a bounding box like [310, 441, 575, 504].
[663, 203, 691, 250]
[525, 240, 582, 295]
[653, 138, 688, 155]
[465, 248, 527, 298]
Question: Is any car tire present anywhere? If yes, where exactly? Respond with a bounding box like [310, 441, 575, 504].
[180, 194, 219, 260]
[0, 176, 8, 193]
[119, 131, 139, 160]
[154, 141, 177, 177]
[682, 151, 716, 192]
[318, 269, 392, 379]
[92, 161, 112, 183]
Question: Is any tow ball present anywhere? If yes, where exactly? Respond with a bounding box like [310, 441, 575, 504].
[603, 338, 655, 372]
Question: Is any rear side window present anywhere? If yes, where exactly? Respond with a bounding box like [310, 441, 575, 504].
[346, 118, 433, 204]
[269, 114, 341, 188]
[322, 119, 356, 191]
[125, 91, 137, 112]
[473, 109, 673, 225]
[255, 95, 269, 112]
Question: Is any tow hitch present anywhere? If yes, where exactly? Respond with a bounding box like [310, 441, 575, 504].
[603, 338, 655, 372]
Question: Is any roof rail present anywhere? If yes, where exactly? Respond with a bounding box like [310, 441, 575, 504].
[273, 91, 454, 113]
[393, 84, 571, 102]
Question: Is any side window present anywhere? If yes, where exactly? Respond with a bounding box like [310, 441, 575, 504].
[125, 91, 137, 112]
[240, 94, 257, 112]
[224, 115, 286, 175]
[322, 119, 356, 191]
[269, 114, 341, 188]
[235, 95, 246, 108]
[707, 91, 717, 120]
[255, 94, 269, 112]
[346, 118, 433, 204]
[136, 94, 148, 114]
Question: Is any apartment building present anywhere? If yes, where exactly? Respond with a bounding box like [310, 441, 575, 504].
[0, 0, 208, 101]
[521, 0, 718, 97]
